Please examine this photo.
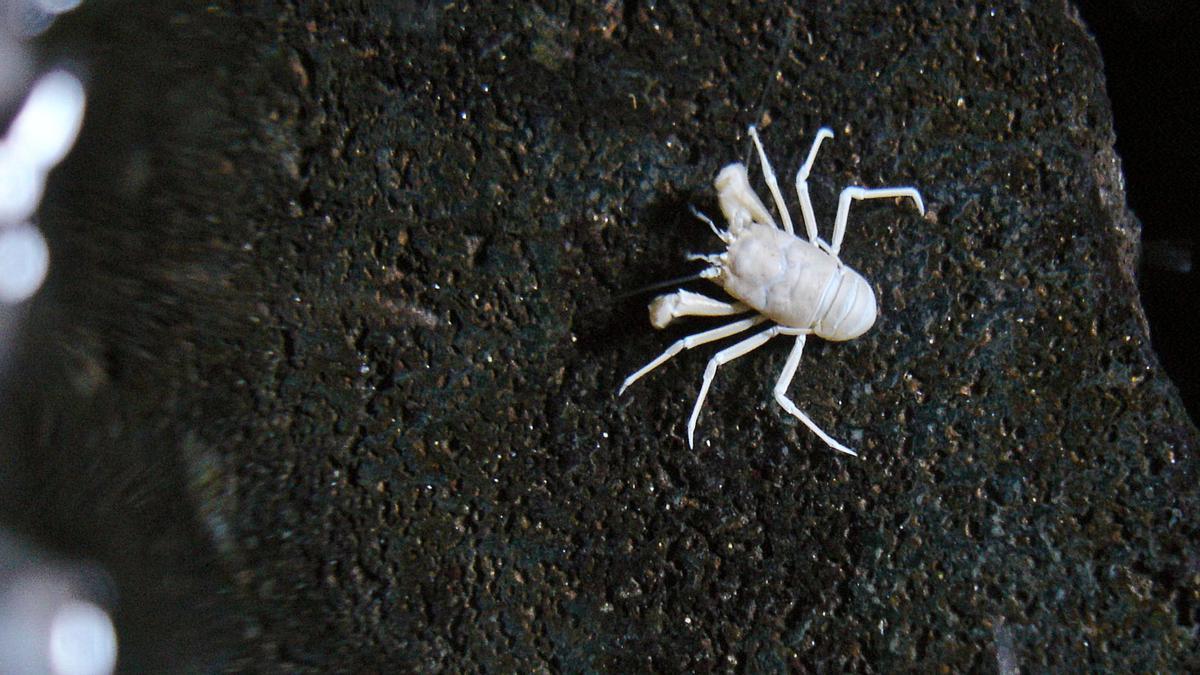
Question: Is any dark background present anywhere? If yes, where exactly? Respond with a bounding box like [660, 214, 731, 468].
[1077, 0, 1200, 423]
[1, 1, 1197, 671]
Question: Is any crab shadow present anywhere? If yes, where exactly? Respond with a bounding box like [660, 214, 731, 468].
[573, 192, 722, 356]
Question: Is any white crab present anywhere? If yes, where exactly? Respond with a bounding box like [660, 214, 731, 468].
[620, 125, 925, 456]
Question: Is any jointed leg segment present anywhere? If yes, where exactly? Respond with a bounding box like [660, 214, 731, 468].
[748, 126, 795, 235]
[620, 315, 766, 396]
[773, 335, 857, 456]
[690, 206, 732, 244]
[687, 324, 782, 447]
[795, 127, 834, 244]
[830, 185, 925, 257]
[623, 317, 856, 454]
[647, 289, 749, 329]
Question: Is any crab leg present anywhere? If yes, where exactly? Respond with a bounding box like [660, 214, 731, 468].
[647, 290, 750, 329]
[620, 315, 766, 396]
[830, 185, 925, 257]
[687, 324, 782, 447]
[794, 127, 834, 244]
[772, 334, 856, 456]
[748, 125, 795, 235]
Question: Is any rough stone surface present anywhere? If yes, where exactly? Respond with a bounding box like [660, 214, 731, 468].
[3, 0, 1197, 671]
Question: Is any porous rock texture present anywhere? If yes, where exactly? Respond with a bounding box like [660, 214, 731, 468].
[3, 0, 1197, 671]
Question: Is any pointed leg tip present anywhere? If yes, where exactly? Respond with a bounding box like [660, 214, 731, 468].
[830, 440, 859, 457]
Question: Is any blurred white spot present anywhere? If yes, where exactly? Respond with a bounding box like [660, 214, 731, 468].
[6, 4, 55, 38]
[0, 223, 50, 303]
[48, 601, 118, 675]
[36, 0, 85, 13]
[0, 40, 31, 103]
[0, 69, 85, 305]
[0, 553, 116, 675]
[6, 70, 86, 171]
[4, 0, 86, 37]
[0, 147, 44, 223]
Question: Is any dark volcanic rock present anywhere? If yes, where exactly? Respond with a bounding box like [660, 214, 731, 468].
[3, 0, 1197, 671]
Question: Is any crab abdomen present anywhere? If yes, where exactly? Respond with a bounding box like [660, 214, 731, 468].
[719, 223, 876, 340]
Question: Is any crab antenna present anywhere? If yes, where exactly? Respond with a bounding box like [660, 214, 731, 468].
[617, 271, 710, 300]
